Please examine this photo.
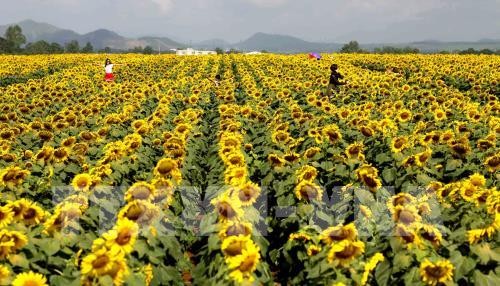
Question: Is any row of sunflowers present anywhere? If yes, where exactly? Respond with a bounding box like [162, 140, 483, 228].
[0, 53, 498, 285]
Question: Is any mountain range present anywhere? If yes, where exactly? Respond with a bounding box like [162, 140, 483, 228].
[1, 20, 499, 53]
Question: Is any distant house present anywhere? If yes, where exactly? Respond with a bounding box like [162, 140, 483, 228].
[245, 51, 263, 55]
[175, 48, 216, 55]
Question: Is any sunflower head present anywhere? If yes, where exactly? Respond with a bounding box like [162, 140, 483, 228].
[294, 180, 323, 201]
[125, 182, 156, 202]
[320, 223, 358, 244]
[11, 271, 47, 286]
[327, 240, 365, 267]
[211, 192, 243, 222]
[419, 259, 454, 286]
[71, 173, 94, 192]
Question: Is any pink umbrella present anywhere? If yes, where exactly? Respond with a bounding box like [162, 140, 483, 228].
[308, 53, 322, 60]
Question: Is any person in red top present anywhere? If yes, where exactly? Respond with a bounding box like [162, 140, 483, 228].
[104, 58, 115, 82]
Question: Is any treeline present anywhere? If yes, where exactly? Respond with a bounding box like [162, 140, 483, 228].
[0, 25, 164, 54]
[340, 40, 500, 55]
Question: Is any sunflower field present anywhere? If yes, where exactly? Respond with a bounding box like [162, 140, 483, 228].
[0, 53, 499, 286]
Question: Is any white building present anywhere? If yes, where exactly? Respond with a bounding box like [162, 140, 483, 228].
[245, 51, 263, 55]
[175, 48, 216, 56]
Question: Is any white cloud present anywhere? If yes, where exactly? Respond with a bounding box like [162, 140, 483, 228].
[150, 0, 175, 13]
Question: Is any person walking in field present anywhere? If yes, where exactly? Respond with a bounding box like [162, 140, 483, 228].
[326, 64, 346, 97]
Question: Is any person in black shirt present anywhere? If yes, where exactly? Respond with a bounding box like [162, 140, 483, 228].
[327, 64, 346, 97]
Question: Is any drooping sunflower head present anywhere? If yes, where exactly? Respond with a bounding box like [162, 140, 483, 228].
[221, 235, 252, 257]
[125, 182, 156, 202]
[484, 153, 500, 173]
[154, 158, 181, 182]
[345, 142, 365, 160]
[391, 136, 409, 153]
[415, 149, 432, 167]
[322, 124, 342, 144]
[419, 259, 454, 286]
[0, 166, 30, 188]
[211, 192, 243, 222]
[20, 201, 46, 226]
[303, 147, 321, 159]
[118, 200, 159, 226]
[418, 224, 443, 248]
[295, 165, 318, 183]
[392, 205, 421, 225]
[320, 223, 358, 245]
[294, 180, 323, 202]
[219, 221, 253, 239]
[356, 165, 381, 192]
[387, 193, 416, 213]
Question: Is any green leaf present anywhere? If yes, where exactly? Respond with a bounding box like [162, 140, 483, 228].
[125, 273, 146, 285]
[382, 168, 397, 184]
[39, 238, 61, 256]
[474, 270, 500, 286]
[375, 259, 391, 286]
[393, 252, 413, 273]
[471, 243, 500, 265]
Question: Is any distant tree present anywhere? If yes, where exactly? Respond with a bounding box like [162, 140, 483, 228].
[479, 49, 494, 55]
[438, 50, 450, 54]
[101, 46, 112, 53]
[228, 48, 241, 54]
[49, 42, 64, 53]
[143, 46, 154, 54]
[375, 46, 419, 54]
[130, 46, 143, 53]
[340, 41, 363, 53]
[65, 40, 80, 53]
[260, 50, 269, 53]
[25, 40, 51, 54]
[0, 37, 14, 53]
[4, 25, 26, 51]
[215, 47, 224, 54]
[81, 42, 94, 53]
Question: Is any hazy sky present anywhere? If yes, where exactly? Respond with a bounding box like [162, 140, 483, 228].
[1, 0, 499, 43]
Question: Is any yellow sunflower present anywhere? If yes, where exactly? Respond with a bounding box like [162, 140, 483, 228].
[227, 241, 261, 283]
[221, 235, 252, 258]
[327, 240, 365, 267]
[154, 158, 182, 182]
[294, 180, 323, 201]
[0, 205, 13, 228]
[81, 245, 122, 277]
[211, 192, 244, 222]
[219, 221, 253, 239]
[0, 264, 9, 283]
[124, 182, 156, 202]
[419, 259, 454, 286]
[320, 223, 358, 244]
[12, 271, 47, 286]
[356, 165, 382, 192]
[71, 173, 93, 192]
[102, 219, 139, 254]
[233, 182, 261, 206]
[295, 165, 318, 183]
